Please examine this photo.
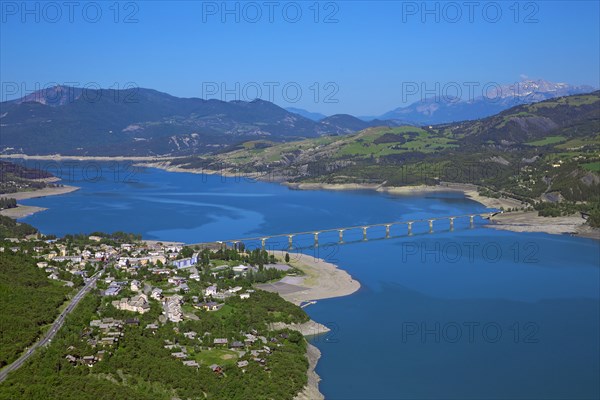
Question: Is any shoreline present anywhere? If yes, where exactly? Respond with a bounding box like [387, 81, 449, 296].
[4, 156, 596, 398]
[282, 182, 598, 239]
[138, 161, 520, 211]
[138, 161, 594, 238]
[295, 343, 325, 400]
[140, 159, 599, 238]
[259, 250, 360, 400]
[1, 185, 80, 219]
[259, 250, 361, 306]
[0, 154, 179, 162]
[5, 156, 598, 239]
[485, 211, 599, 239]
[286, 181, 525, 210]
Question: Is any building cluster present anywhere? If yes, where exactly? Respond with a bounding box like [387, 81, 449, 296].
[161, 327, 290, 373]
[3, 234, 295, 374]
[65, 317, 139, 367]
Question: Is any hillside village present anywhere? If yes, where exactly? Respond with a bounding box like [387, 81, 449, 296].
[1, 232, 309, 380]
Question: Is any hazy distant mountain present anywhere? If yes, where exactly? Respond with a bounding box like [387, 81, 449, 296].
[0, 86, 374, 156]
[379, 79, 595, 125]
[285, 107, 327, 121]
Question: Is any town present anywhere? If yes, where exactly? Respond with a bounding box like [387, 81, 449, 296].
[1, 229, 313, 399]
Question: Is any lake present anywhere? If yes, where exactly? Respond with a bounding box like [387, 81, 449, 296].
[19, 161, 600, 399]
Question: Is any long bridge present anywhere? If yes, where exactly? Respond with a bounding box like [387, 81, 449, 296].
[190, 212, 501, 250]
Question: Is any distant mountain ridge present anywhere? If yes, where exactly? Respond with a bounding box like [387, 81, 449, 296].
[284, 107, 327, 121]
[0, 80, 594, 156]
[0, 86, 400, 156]
[179, 91, 600, 206]
[377, 79, 595, 124]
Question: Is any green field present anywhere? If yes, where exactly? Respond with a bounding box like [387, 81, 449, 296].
[582, 162, 600, 172]
[336, 127, 458, 157]
[528, 95, 599, 109]
[193, 348, 239, 366]
[555, 135, 600, 150]
[526, 136, 566, 146]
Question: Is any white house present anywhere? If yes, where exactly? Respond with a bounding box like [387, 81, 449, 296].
[112, 294, 150, 314]
[150, 287, 163, 300]
[189, 273, 200, 281]
[204, 285, 218, 297]
[233, 265, 249, 273]
[130, 280, 141, 292]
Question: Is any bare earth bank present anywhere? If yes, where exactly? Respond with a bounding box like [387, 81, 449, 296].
[286, 182, 598, 239]
[0, 205, 48, 219]
[1, 185, 80, 218]
[3, 185, 79, 201]
[259, 250, 361, 306]
[487, 211, 599, 239]
[258, 251, 361, 400]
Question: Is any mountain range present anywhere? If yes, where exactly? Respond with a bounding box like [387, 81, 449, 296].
[0, 86, 400, 156]
[0, 79, 594, 156]
[289, 79, 593, 125]
[176, 91, 599, 204]
[374, 79, 595, 125]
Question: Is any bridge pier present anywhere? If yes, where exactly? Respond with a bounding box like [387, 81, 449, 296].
[196, 214, 485, 251]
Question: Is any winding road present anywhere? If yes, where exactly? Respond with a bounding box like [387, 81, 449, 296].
[0, 271, 102, 383]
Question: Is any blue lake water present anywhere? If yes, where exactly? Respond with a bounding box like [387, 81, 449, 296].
[19, 162, 600, 399]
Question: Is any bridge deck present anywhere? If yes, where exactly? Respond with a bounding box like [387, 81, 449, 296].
[187, 212, 495, 247]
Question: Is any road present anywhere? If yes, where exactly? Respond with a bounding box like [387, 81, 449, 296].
[0, 271, 102, 383]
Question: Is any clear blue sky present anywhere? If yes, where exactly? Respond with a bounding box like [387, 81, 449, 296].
[1, 1, 598, 115]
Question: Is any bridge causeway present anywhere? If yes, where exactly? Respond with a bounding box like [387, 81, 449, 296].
[190, 212, 500, 250]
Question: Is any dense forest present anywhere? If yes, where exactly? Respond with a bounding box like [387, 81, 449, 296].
[0, 198, 17, 210]
[0, 250, 70, 367]
[0, 215, 38, 239]
[0, 288, 310, 400]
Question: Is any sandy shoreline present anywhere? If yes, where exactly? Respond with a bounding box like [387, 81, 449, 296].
[486, 211, 599, 239]
[257, 250, 360, 400]
[0, 205, 48, 219]
[2, 185, 80, 201]
[287, 182, 525, 210]
[259, 250, 361, 306]
[1, 185, 80, 219]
